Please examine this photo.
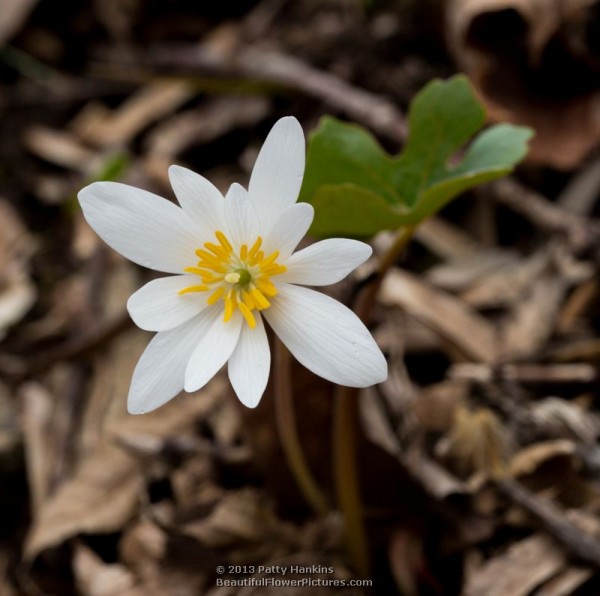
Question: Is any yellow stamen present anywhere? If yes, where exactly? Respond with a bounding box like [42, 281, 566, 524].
[184, 266, 212, 276]
[205, 242, 230, 260]
[215, 230, 232, 252]
[262, 264, 287, 276]
[178, 284, 208, 295]
[248, 237, 262, 258]
[256, 278, 278, 297]
[207, 286, 225, 305]
[241, 290, 256, 309]
[260, 250, 280, 268]
[250, 288, 270, 309]
[238, 303, 256, 328]
[223, 292, 237, 322]
[181, 231, 285, 328]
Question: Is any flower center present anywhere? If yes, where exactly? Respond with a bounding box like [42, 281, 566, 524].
[179, 230, 286, 328]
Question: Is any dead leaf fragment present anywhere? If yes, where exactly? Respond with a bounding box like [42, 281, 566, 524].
[24, 441, 143, 559]
[380, 269, 499, 363]
[464, 533, 566, 596]
[447, 0, 600, 168]
[0, 199, 36, 338]
[509, 439, 577, 477]
[74, 544, 138, 596]
[25, 381, 225, 559]
[0, 0, 39, 46]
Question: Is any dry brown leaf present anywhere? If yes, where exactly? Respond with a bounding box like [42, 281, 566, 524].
[414, 380, 469, 433]
[436, 405, 509, 478]
[427, 250, 519, 297]
[360, 386, 403, 458]
[464, 533, 566, 596]
[528, 397, 599, 444]
[415, 216, 482, 261]
[499, 246, 590, 360]
[120, 519, 167, 570]
[508, 439, 577, 477]
[0, 0, 39, 45]
[380, 269, 499, 363]
[82, 81, 195, 147]
[24, 440, 143, 559]
[74, 543, 139, 596]
[25, 379, 226, 559]
[24, 126, 97, 171]
[181, 488, 271, 547]
[145, 96, 270, 161]
[536, 566, 593, 596]
[0, 199, 36, 338]
[19, 382, 54, 514]
[447, 0, 600, 168]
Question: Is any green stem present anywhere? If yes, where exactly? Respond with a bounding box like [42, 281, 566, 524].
[274, 338, 329, 516]
[333, 225, 416, 576]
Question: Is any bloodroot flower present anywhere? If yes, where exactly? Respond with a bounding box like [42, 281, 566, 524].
[78, 117, 387, 413]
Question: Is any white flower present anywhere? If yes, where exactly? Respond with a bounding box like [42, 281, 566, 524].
[78, 117, 387, 413]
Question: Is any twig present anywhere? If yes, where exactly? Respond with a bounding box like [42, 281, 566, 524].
[498, 478, 600, 568]
[449, 362, 598, 384]
[26, 310, 131, 375]
[491, 178, 599, 252]
[97, 43, 408, 145]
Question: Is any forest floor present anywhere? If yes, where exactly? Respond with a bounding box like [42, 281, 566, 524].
[1, 1, 600, 594]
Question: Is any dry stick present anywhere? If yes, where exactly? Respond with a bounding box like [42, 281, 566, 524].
[449, 362, 598, 384]
[273, 338, 329, 516]
[491, 178, 599, 252]
[334, 226, 416, 576]
[132, 44, 409, 144]
[497, 478, 600, 568]
[27, 311, 131, 375]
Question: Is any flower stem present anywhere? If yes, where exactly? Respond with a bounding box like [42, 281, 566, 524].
[274, 338, 330, 516]
[334, 225, 416, 576]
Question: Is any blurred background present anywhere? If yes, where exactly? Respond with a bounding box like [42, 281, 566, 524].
[2, 0, 600, 594]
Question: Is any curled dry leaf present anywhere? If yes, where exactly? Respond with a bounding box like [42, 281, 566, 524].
[446, 0, 600, 168]
[436, 405, 510, 479]
[508, 439, 577, 477]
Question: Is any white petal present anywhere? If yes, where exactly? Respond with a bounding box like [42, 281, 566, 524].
[127, 275, 208, 332]
[248, 117, 305, 229]
[263, 203, 314, 259]
[127, 307, 220, 414]
[79, 181, 199, 274]
[264, 284, 387, 387]
[168, 165, 225, 241]
[184, 311, 243, 392]
[223, 183, 259, 249]
[279, 239, 372, 286]
[228, 315, 270, 408]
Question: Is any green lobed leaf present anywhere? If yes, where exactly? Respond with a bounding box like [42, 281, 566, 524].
[301, 75, 533, 237]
